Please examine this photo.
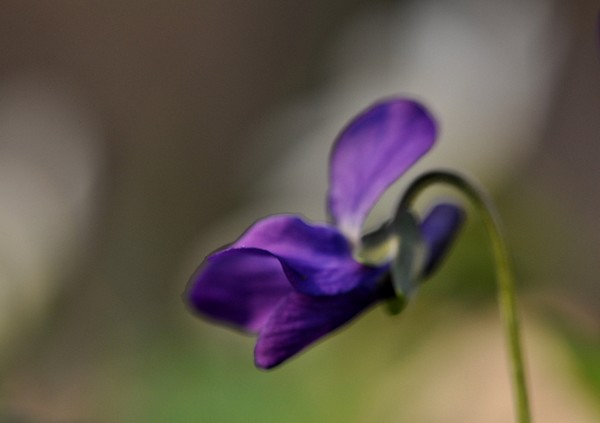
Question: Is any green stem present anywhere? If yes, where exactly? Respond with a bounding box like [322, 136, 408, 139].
[401, 170, 531, 423]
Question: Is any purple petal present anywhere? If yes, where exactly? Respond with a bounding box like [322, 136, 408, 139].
[234, 215, 385, 296]
[234, 215, 350, 261]
[420, 203, 465, 278]
[254, 287, 382, 369]
[187, 248, 292, 333]
[328, 99, 437, 240]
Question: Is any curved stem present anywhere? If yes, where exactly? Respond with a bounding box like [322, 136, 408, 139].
[400, 170, 531, 423]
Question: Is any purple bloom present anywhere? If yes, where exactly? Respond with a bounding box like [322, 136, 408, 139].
[186, 98, 464, 369]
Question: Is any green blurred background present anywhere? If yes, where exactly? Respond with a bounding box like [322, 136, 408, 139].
[0, 0, 599, 421]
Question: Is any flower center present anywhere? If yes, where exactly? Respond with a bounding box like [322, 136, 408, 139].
[353, 235, 399, 266]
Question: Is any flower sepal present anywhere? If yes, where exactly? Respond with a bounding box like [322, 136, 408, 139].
[358, 204, 460, 314]
[357, 208, 426, 301]
[390, 209, 426, 299]
[385, 295, 407, 315]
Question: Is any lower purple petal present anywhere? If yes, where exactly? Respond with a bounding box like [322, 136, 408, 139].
[187, 248, 292, 333]
[254, 286, 382, 369]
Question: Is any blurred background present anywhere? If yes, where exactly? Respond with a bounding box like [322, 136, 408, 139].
[0, 0, 599, 421]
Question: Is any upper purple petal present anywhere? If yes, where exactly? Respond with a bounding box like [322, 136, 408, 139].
[234, 215, 386, 296]
[187, 248, 292, 333]
[327, 99, 437, 240]
[254, 287, 383, 369]
[420, 203, 465, 278]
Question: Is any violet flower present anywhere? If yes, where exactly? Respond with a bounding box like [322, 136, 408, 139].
[186, 98, 464, 369]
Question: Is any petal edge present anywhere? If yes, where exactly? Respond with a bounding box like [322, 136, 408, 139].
[187, 248, 292, 333]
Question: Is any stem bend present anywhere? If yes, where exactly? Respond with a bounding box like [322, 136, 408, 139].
[401, 170, 531, 423]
